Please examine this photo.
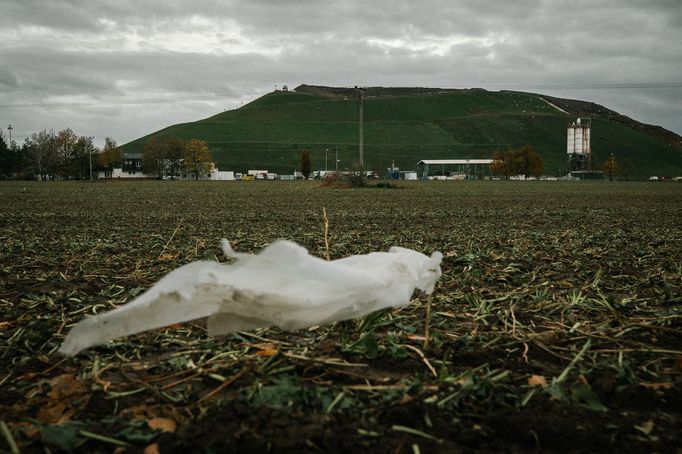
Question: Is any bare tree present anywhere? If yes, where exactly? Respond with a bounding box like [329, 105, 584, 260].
[27, 130, 60, 180]
[56, 128, 78, 177]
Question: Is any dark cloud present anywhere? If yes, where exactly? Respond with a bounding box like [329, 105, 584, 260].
[0, 0, 680, 145]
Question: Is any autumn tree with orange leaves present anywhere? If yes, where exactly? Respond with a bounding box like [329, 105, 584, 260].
[184, 139, 212, 180]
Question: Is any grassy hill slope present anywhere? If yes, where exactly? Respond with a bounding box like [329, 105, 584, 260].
[120, 87, 682, 177]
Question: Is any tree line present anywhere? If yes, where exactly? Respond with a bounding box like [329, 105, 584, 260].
[0, 131, 623, 182]
[142, 137, 212, 180]
[0, 130, 213, 180]
[0, 128, 118, 180]
[491, 145, 629, 180]
[491, 145, 544, 180]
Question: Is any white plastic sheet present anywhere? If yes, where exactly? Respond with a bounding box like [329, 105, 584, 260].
[59, 240, 443, 356]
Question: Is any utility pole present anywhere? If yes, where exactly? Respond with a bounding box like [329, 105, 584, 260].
[7, 124, 12, 145]
[354, 86, 366, 169]
[88, 136, 94, 182]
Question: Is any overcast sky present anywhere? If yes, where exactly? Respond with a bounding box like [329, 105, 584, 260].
[1, 0, 681, 147]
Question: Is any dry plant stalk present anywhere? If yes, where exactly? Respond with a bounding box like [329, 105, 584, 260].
[424, 296, 432, 349]
[322, 207, 330, 261]
[158, 217, 185, 260]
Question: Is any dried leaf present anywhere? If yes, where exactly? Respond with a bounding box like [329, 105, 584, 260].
[148, 417, 177, 433]
[37, 374, 90, 423]
[37, 401, 67, 423]
[252, 343, 279, 357]
[527, 375, 548, 387]
[48, 374, 88, 400]
[144, 443, 161, 454]
[119, 404, 155, 421]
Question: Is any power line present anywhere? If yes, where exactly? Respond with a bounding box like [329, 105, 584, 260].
[485, 82, 682, 90]
[0, 91, 265, 109]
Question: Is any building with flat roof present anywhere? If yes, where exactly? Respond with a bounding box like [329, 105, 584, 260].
[417, 159, 493, 180]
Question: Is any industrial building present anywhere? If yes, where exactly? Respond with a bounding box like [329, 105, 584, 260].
[567, 118, 592, 172]
[417, 159, 493, 180]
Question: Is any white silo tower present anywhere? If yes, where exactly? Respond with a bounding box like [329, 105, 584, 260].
[567, 118, 592, 172]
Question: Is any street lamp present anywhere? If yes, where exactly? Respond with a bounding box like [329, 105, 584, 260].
[325, 148, 328, 172]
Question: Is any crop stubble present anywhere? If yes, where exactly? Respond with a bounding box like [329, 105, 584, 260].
[0, 180, 680, 453]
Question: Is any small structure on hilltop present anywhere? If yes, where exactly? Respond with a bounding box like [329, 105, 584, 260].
[567, 118, 592, 172]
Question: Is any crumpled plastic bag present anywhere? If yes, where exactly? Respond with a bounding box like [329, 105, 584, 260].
[59, 239, 443, 356]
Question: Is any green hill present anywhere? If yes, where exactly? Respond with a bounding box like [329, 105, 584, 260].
[119, 85, 682, 178]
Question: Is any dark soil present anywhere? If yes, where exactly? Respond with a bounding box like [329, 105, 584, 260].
[1, 181, 681, 453]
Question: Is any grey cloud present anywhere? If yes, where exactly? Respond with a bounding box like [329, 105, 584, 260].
[0, 0, 680, 145]
[0, 67, 19, 89]
[0, 0, 103, 31]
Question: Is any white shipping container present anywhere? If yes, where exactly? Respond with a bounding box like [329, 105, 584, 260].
[211, 171, 235, 181]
